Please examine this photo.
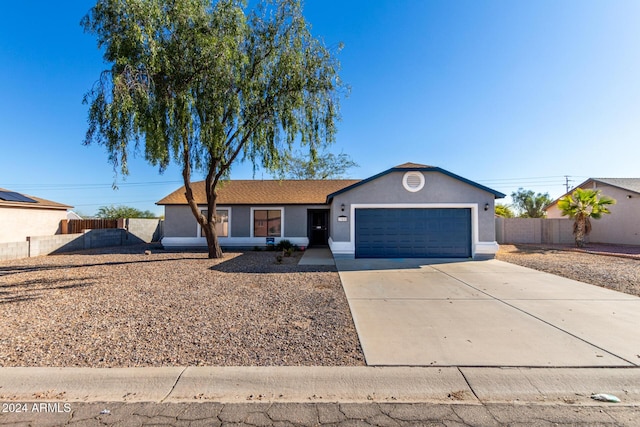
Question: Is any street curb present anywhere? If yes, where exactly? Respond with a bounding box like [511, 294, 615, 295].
[1, 366, 639, 405]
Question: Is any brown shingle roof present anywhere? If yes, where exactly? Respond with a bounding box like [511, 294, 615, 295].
[394, 162, 432, 169]
[157, 180, 361, 205]
[0, 188, 72, 210]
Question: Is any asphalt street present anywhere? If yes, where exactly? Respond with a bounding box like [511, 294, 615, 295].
[2, 401, 639, 426]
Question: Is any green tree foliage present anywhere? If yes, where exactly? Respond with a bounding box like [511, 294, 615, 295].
[557, 188, 615, 248]
[82, 0, 343, 258]
[280, 151, 358, 179]
[510, 188, 552, 218]
[96, 205, 158, 219]
[494, 203, 514, 218]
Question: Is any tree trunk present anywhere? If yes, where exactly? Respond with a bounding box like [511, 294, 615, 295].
[574, 218, 586, 248]
[202, 219, 224, 258]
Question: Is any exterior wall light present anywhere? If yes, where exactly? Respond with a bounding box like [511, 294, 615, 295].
[341, 203, 345, 212]
[484, 203, 490, 211]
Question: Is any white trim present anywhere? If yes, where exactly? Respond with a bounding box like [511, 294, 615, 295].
[250, 207, 285, 238]
[402, 171, 425, 192]
[475, 241, 500, 254]
[328, 237, 353, 255]
[197, 206, 231, 238]
[328, 203, 497, 258]
[162, 236, 308, 248]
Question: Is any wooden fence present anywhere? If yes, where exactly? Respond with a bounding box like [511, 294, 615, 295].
[62, 219, 119, 234]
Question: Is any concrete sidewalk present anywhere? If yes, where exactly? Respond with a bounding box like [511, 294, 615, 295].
[1, 366, 640, 404]
[298, 247, 335, 266]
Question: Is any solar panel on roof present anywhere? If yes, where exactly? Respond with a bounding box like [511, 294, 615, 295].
[0, 191, 37, 203]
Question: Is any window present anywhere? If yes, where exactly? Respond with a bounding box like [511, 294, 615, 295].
[200, 209, 229, 237]
[253, 209, 282, 237]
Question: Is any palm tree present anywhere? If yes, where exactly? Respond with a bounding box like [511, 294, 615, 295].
[557, 188, 615, 248]
[510, 188, 552, 218]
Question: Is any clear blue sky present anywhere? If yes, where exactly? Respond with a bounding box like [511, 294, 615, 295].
[1, 1, 639, 216]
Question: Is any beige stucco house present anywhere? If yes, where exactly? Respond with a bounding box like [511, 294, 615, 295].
[0, 188, 72, 244]
[545, 178, 640, 246]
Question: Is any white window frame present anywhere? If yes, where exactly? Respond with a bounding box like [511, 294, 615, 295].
[250, 207, 285, 238]
[197, 207, 231, 238]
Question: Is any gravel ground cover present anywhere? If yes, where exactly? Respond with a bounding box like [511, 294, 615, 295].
[497, 244, 640, 297]
[0, 246, 365, 367]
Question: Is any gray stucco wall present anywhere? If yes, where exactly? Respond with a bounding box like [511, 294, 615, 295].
[330, 171, 499, 243]
[164, 206, 198, 237]
[163, 204, 328, 239]
[285, 205, 315, 237]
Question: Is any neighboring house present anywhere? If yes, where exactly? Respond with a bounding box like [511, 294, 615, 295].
[158, 163, 505, 258]
[545, 178, 640, 246]
[0, 188, 72, 244]
[67, 211, 83, 220]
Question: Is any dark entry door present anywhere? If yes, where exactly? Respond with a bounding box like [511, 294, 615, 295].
[307, 210, 329, 247]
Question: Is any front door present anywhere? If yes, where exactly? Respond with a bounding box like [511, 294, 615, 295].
[307, 210, 329, 247]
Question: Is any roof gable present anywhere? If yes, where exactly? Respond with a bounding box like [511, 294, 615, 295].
[326, 165, 506, 202]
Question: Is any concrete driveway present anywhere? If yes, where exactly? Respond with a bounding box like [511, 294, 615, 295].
[335, 258, 640, 367]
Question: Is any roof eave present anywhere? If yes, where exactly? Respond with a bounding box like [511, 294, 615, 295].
[591, 178, 640, 195]
[0, 202, 72, 210]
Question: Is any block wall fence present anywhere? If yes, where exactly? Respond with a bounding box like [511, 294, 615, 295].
[0, 219, 162, 261]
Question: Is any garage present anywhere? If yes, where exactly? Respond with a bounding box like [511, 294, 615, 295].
[355, 208, 471, 258]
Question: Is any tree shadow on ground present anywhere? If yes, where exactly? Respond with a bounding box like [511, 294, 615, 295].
[0, 277, 96, 304]
[0, 255, 203, 278]
[208, 251, 336, 274]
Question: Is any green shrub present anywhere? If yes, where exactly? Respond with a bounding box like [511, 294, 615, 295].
[276, 239, 294, 251]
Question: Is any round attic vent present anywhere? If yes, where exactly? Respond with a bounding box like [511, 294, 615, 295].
[402, 171, 425, 192]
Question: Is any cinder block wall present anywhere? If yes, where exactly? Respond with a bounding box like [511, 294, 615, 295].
[0, 241, 29, 261]
[124, 219, 163, 243]
[84, 229, 124, 249]
[0, 229, 142, 262]
[29, 234, 84, 257]
[0, 219, 164, 262]
[496, 218, 574, 244]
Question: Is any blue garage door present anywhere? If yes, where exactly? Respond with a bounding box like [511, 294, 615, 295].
[355, 208, 471, 258]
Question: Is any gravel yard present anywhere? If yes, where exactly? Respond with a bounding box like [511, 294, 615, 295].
[3, 243, 638, 368]
[0, 246, 365, 367]
[497, 244, 640, 297]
